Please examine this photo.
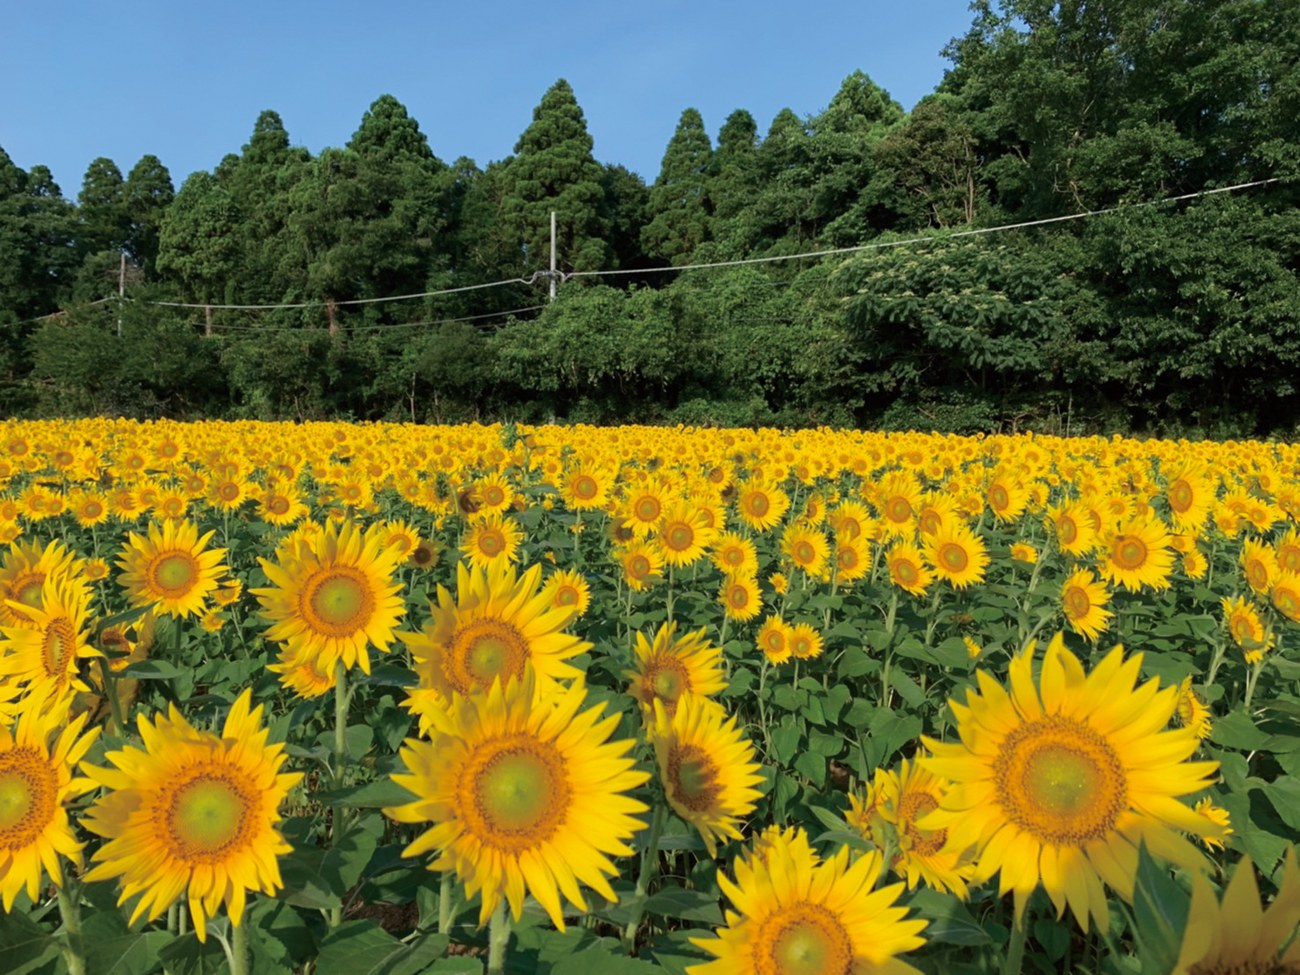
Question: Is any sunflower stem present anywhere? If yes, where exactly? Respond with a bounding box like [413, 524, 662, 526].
[228, 919, 250, 975]
[96, 656, 126, 735]
[330, 660, 351, 928]
[487, 899, 511, 975]
[621, 802, 666, 955]
[56, 882, 86, 975]
[1002, 914, 1028, 975]
[438, 870, 454, 934]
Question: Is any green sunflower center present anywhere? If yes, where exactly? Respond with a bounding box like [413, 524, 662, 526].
[451, 619, 529, 693]
[304, 567, 375, 637]
[463, 736, 570, 852]
[0, 750, 55, 847]
[165, 769, 256, 862]
[151, 552, 198, 596]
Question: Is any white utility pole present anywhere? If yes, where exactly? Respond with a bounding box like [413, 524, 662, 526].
[549, 210, 557, 301]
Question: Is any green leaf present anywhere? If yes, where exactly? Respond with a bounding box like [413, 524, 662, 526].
[0, 909, 62, 975]
[793, 750, 826, 788]
[1264, 777, 1300, 831]
[157, 931, 231, 975]
[909, 889, 992, 946]
[427, 959, 483, 973]
[643, 885, 724, 924]
[315, 922, 449, 975]
[837, 647, 873, 679]
[550, 950, 659, 974]
[1211, 711, 1271, 750]
[317, 778, 419, 809]
[888, 669, 926, 708]
[842, 698, 875, 731]
[119, 660, 185, 680]
[83, 909, 175, 975]
[811, 829, 875, 853]
[868, 710, 923, 765]
[770, 723, 801, 765]
[1131, 842, 1190, 975]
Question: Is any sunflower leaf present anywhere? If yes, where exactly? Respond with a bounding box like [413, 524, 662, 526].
[643, 885, 724, 924]
[1131, 842, 1190, 975]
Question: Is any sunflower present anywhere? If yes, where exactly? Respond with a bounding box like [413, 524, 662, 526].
[1277, 528, 1300, 576]
[254, 519, 405, 676]
[0, 538, 81, 628]
[922, 634, 1224, 933]
[402, 561, 589, 730]
[1100, 517, 1174, 593]
[117, 519, 228, 619]
[926, 522, 989, 590]
[1010, 543, 1038, 564]
[1172, 677, 1212, 740]
[1060, 568, 1112, 642]
[1271, 573, 1300, 623]
[656, 502, 717, 568]
[256, 486, 308, 527]
[559, 464, 610, 511]
[541, 568, 591, 617]
[718, 573, 761, 622]
[735, 482, 790, 533]
[205, 475, 248, 512]
[70, 490, 110, 528]
[473, 476, 514, 516]
[0, 698, 98, 910]
[625, 622, 726, 720]
[879, 759, 974, 898]
[1045, 501, 1098, 558]
[82, 690, 301, 942]
[780, 523, 829, 578]
[987, 473, 1029, 523]
[408, 538, 440, 571]
[1164, 463, 1214, 534]
[0, 575, 100, 702]
[756, 615, 794, 665]
[1240, 539, 1278, 595]
[651, 695, 763, 857]
[268, 642, 337, 699]
[829, 500, 873, 541]
[1174, 849, 1300, 975]
[886, 542, 932, 596]
[1183, 548, 1209, 580]
[830, 537, 869, 587]
[460, 512, 523, 569]
[385, 671, 649, 930]
[624, 484, 670, 538]
[619, 541, 665, 591]
[1221, 596, 1273, 663]
[710, 533, 758, 578]
[689, 832, 927, 975]
[786, 624, 821, 662]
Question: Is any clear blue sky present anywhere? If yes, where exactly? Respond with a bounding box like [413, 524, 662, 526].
[4, 0, 978, 195]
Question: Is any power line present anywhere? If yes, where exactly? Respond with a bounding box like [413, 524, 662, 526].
[202, 305, 544, 333]
[567, 176, 1291, 280]
[144, 273, 544, 311]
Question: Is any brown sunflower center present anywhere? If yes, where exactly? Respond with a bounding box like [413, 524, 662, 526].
[755, 903, 853, 975]
[553, 584, 581, 607]
[1246, 559, 1269, 591]
[667, 743, 722, 812]
[746, 492, 771, 517]
[571, 475, 598, 500]
[626, 555, 653, 580]
[1058, 516, 1079, 545]
[161, 765, 257, 863]
[1168, 480, 1194, 514]
[450, 619, 529, 693]
[462, 735, 569, 853]
[0, 749, 56, 848]
[663, 521, 694, 552]
[994, 715, 1127, 846]
[892, 557, 920, 585]
[1063, 585, 1092, 620]
[634, 496, 662, 523]
[644, 655, 690, 710]
[475, 527, 506, 558]
[989, 484, 1010, 511]
[42, 615, 77, 679]
[725, 582, 752, 610]
[898, 792, 946, 857]
[1111, 535, 1148, 570]
[936, 541, 969, 574]
[301, 566, 375, 638]
[792, 541, 816, 566]
[267, 496, 291, 516]
[12, 572, 46, 615]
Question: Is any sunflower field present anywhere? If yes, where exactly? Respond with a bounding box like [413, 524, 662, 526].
[0, 417, 1298, 975]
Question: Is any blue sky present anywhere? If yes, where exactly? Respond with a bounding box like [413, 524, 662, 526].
[4, 0, 978, 195]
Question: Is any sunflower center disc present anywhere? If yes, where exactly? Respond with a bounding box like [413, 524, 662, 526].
[1059, 518, 1078, 544]
[1169, 482, 1192, 512]
[43, 616, 76, 677]
[456, 620, 528, 689]
[173, 778, 247, 854]
[479, 753, 554, 831]
[670, 744, 722, 812]
[749, 494, 769, 516]
[940, 543, 968, 572]
[0, 772, 33, 831]
[14, 574, 44, 610]
[668, 525, 692, 549]
[1064, 587, 1091, 618]
[309, 572, 372, 634]
[762, 905, 853, 975]
[649, 658, 687, 705]
[1114, 537, 1147, 569]
[152, 553, 197, 595]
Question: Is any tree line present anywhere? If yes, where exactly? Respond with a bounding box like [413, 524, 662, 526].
[3, 0, 1299, 437]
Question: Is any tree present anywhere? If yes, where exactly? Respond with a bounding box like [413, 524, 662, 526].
[877, 94, 979, 229]
[124, 155, 174, 277]
[641, 108, 713, 264]
[77, 157, 131, 258]
[156, 171, 240, 312]
[498, 79, 613, 277]
[0, 151, 78, 326]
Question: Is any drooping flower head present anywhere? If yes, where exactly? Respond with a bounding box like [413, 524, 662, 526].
[922, 634, 1224, 933]
[689, 830, 927, 975]
[386, 670, 649, 930]
[82, 690, 302, 941]
[878, 759, 974, 898]
[254, 519, 405, 676]
[651, 695, 763, 857]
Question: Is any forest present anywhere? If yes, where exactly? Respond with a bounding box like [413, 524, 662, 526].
[2, 0, 1299, 437]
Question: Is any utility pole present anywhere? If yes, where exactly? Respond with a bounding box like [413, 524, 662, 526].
[549, 210, 557, 301]
[117, 251, 125, 338]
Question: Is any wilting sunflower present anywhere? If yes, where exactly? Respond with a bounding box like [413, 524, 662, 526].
[117, 519, 228, 619]
[1221, 596, 1273, 663]
[386, 671, 649, 930]
[1060, 568, 1112, 642]
[689, 831, 927, 975]
[625, 622, 726, 720]
[255, 519, 405, 676]
[651, 694, 763, 857]
[922, 634, 1224, 933]
[402, 561, 589, 731]
[541, 568, 591, 617]
[82, 690, 302, 941]
[879, 759, 974, 898]
[925, 523, 989, 590]
[756, 615, 794, 665]
[718, 574, 761, 622]
[0, 697, 98, 910]
[461, 512, 523, 569]
[1100, 517, 1174, 592]
[887, 542, 933, 596]
[1173, 849, 1300, 975]
[0, 575, 100, 702]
